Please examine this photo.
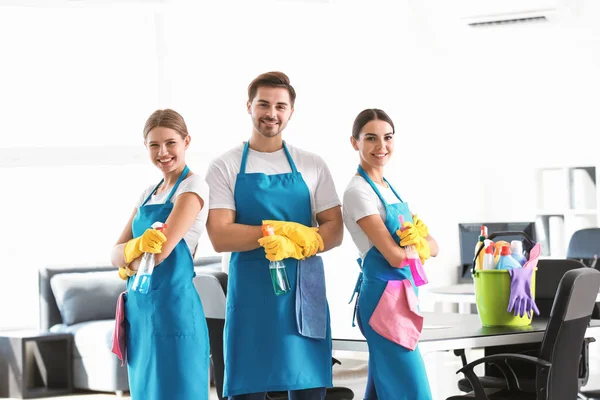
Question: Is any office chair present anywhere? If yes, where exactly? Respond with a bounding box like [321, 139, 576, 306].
[193, 270, 354, 400]
[456, 259, 597, 397]
[566, 231, 600, 400]
[446, 267, 600, 400]
[567, 228, 600, 265]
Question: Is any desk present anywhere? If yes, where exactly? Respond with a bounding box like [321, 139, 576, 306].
[426, 284, 600, 314]
[332, 312, 600, 353]
[427, 284, 476, 314]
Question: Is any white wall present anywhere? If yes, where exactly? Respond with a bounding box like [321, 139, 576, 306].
[1, 0, 600, 329]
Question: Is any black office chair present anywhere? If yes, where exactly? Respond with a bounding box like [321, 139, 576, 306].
[566, 229, 600, 400]
[456, 259, 597, 396]
[193, 270, 354, 400]
[446, 267, 600, 400]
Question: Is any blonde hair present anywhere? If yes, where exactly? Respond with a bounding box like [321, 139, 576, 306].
[143, 109, 189, 140]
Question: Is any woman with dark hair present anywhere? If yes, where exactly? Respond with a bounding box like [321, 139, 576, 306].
[343, 109, 438, 399]
[111, 109, 210, 399]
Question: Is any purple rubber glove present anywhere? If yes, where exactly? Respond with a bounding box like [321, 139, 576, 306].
[507, 267, 540, 318]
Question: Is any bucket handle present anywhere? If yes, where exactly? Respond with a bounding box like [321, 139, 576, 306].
[471, 231, 535, 275]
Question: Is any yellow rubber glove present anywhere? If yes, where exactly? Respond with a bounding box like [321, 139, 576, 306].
[412, 214, 429, 238]
[118, 267, 128, 280]
[262, 220, 324, 258]
[258, 234, 305, 262]
[414, 239, 431, 264]
[398, 222, 431, 263]
[123, 229, 167, 264]
[397, 222, 419, 246]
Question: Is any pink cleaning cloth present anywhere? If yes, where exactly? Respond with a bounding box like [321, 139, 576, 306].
[111, 292, 127, 366]
[369, 279, 424, 351]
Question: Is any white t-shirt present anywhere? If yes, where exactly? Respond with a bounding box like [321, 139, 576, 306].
[205, 142, 341, 226]
[206, 143, 341, 273]
[342, 175, 403, 260]
[138, 174, 210, 255]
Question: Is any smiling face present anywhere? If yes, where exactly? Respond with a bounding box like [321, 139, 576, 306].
[247, 86, 294, 138]
[351, 119, 395, 168]
[145, 127, 190, 174]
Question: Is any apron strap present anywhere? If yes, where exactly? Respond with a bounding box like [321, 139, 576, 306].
[357, 165, 403, 206]
[240, 142, 250, 174]
[239, 141, 298, 174]
[141, 181, 163, 207]
[141, 165, 190, 206]
[165, 165, 190, 203]
[349, 258, 364, 327]
[282, 141, 298, 174]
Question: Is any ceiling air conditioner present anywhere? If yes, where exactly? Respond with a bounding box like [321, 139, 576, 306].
[460, 0, 558, 27]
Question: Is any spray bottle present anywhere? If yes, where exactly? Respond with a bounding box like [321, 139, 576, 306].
[399, 215, 428, 286]
[131, 222, 167, 294]
[262, 224, 291, 296]
[482, 240, 496, 270]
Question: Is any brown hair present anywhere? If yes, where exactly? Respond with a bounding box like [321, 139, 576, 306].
[351, 108, 395, 140]
[248, 71, 296, 106]
[143, 109, 189, 140]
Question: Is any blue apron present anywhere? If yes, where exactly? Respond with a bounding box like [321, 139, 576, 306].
[223, 142, 332, 397]
[125, 166, 210, 400]
[350, 166, 432, 400]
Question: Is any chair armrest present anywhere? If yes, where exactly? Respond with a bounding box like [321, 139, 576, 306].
[454, 349, 467, 367]
[580, 337, 596, 386]
[456, 354, 552, 400]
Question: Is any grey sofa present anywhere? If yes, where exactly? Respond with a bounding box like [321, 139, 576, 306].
[38, 256, 222, 395]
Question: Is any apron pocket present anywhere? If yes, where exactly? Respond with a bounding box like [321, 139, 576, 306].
[369, 279, 423, 351]
[152, 287, 196, 337]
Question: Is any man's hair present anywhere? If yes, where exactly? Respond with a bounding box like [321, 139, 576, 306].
[248, 71, 296, 106]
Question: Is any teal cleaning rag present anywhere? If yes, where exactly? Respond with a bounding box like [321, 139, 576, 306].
[295, 256, 327, 339]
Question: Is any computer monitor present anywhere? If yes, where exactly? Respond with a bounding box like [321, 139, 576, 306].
[458, 222, 537, 281]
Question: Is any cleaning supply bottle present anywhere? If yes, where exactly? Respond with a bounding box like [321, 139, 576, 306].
[496, 244, 522, 270]
[131, 222, 167, 294]
[493, 240, 510, 265]
[399, 215, 428, 286]
[510, 240, 527, 266]
[482, 241, 496, 270]
[262, 224, 291, 296]
[474, 225, 488, 270]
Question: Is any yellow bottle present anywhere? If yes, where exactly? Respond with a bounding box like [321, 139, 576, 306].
[474, 226, 488, 270]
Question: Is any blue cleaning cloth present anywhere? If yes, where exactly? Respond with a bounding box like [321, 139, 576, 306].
[296, 256, 327, 339]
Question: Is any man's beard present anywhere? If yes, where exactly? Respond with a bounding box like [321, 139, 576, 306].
[254, 119, 283, 138]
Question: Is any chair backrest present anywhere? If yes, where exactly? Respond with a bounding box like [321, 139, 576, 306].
[538, 267, 600, 400]
[566, 228, 600, 261]
[535, 259, 589, 316]
[193, 270, 228, 400]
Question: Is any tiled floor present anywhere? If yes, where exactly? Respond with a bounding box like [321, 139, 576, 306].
[8, 346, 600, 400]
[2, 350, 468, 400]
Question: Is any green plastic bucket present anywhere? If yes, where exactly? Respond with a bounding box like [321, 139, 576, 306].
[473, 268, 537, 327]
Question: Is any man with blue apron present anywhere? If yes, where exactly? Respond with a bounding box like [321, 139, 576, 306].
[205, 72, 343, 400]
[125, 166, 210, 400]
[349, 166, 432, 400]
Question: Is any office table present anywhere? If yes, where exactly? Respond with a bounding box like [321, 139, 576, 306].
[332, 312, 600, 353]
[425, 284, 600, 314]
